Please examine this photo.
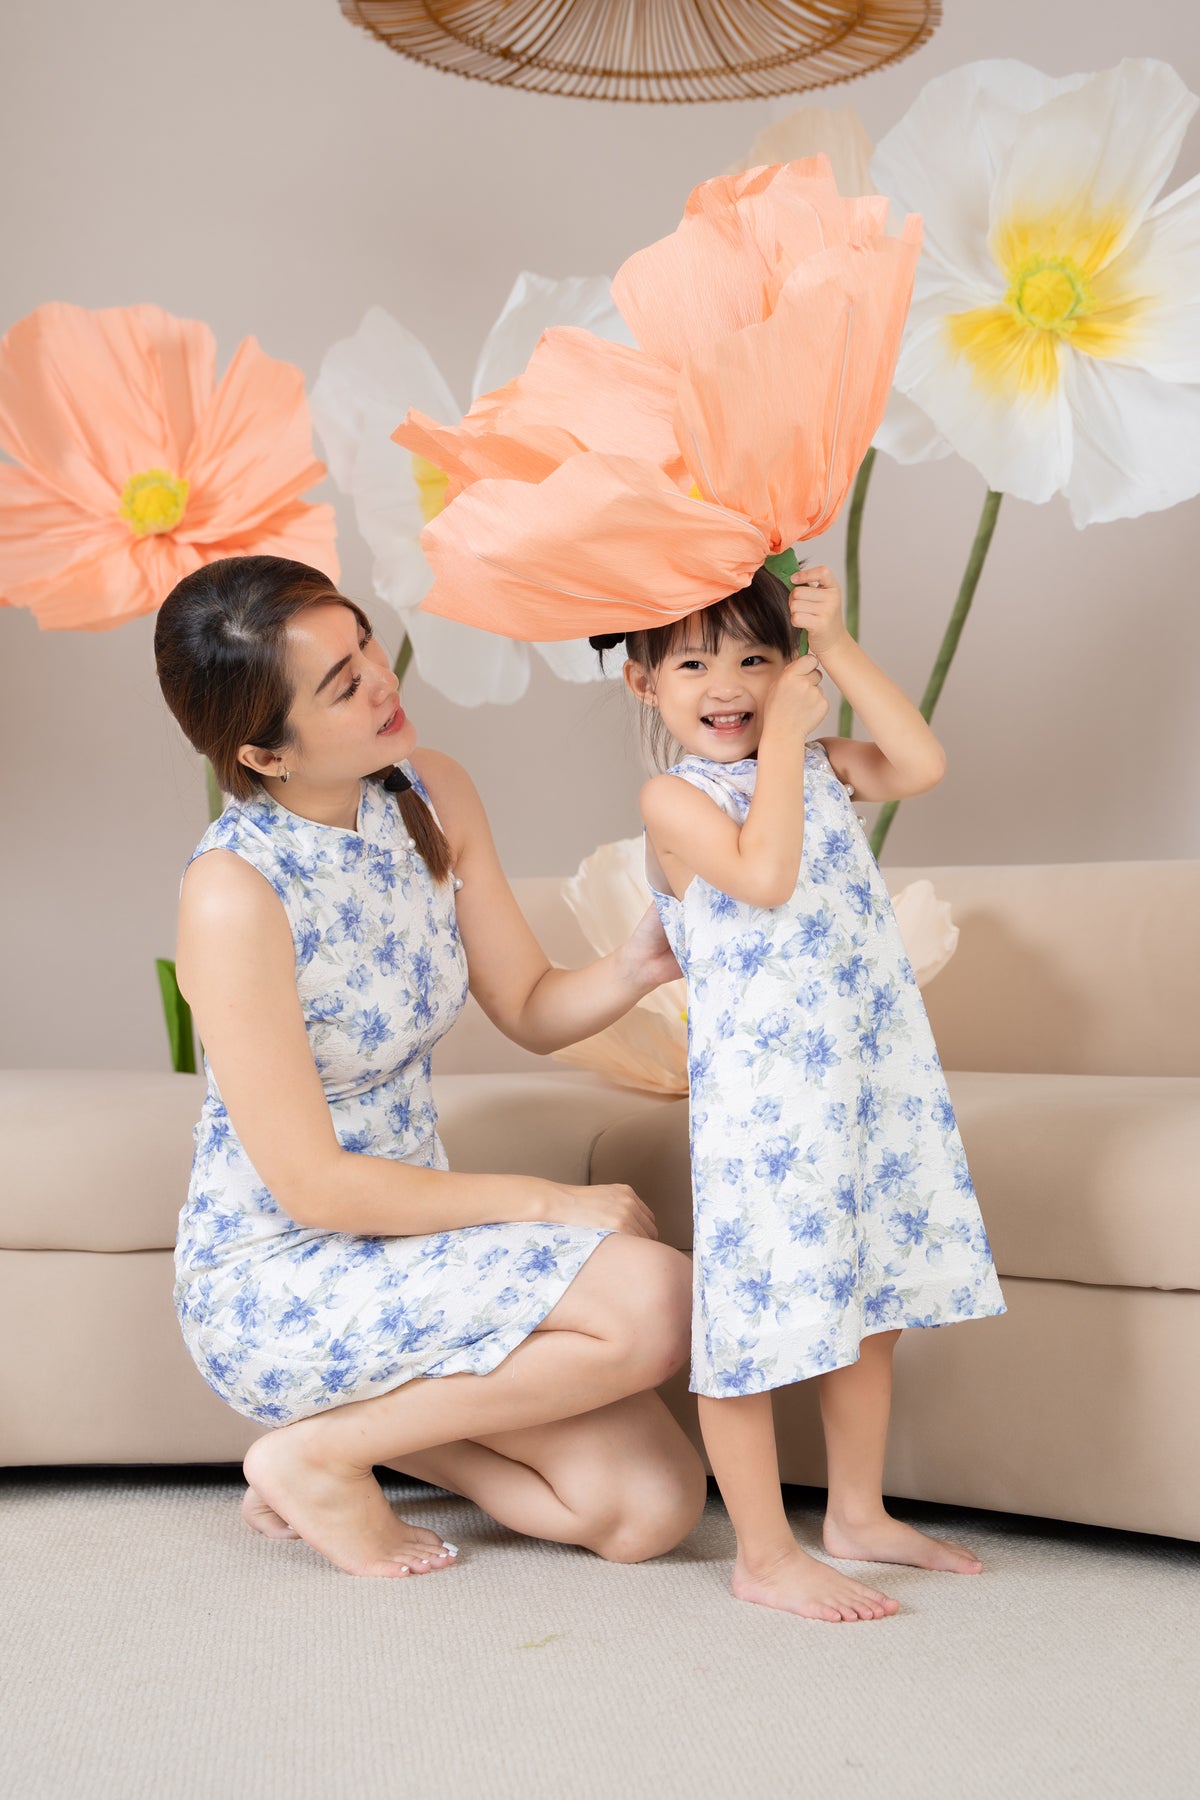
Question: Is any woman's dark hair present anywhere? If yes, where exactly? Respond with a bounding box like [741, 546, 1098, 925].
[592, 564, 797, 768]
[154, 555, 452, 883]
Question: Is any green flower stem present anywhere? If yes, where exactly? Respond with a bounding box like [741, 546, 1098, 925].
[156, 958, 197, 1075]
[764, 546, 806, 655]
[204, 757, 223, 824]
[870, 487, 1003, 861]
[393, 633, 414, 688]
[839, 446, 876, 738]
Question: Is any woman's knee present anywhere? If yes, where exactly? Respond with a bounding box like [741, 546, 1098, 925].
[588, 1453, 708, 1564]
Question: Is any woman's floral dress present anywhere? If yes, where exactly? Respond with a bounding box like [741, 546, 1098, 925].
[648, 747, 1006, 1398]
[176, 767, 608, 1426]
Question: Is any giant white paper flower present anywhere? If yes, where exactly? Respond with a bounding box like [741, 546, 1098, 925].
[871, 58, 1200, 524]
[311, 274, 633, 705]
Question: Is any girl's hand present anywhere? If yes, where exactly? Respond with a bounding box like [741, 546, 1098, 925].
[790, 566, 848, 657]
[762, 651, 829, 740]
[613, 902, 682, 996]
[536, 1181, 659, 1239]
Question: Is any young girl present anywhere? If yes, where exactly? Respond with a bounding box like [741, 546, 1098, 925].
[611, 562, 1006, 1624]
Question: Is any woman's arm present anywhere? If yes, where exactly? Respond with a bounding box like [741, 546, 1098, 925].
[640, 653, 829, 909]
[176, 849, 656, 1239]
[412, 748, 678, 1055]
[789, 568, 946, 802]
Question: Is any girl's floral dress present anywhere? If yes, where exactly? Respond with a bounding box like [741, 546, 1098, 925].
[176, 767, 608, 1426]
[648, 747, 1006, 1398]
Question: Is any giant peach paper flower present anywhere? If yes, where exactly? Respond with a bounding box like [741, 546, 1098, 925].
[0, 303, 337, 629]
[394, 159, 921, 642]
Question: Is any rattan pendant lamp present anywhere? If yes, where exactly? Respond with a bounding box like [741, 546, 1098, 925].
[338, 1, 940, 102]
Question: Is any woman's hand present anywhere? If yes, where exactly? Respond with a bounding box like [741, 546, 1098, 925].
[613, 903, 682, 997]
[789, 566, 848, 658]
[536, 1181, 660, 1239]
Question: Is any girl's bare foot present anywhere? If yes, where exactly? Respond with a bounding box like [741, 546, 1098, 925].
[243, 1431, 459, 1579]
[732, 1545, 899, 1622]
[823, 1512, 983, 1574]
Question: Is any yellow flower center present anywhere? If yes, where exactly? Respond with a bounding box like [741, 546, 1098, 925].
[411, 453, 450, 524]
[1008, 256, 1090, 331]
[120, 468, 189, 536]
[943, 209, 1146, 403]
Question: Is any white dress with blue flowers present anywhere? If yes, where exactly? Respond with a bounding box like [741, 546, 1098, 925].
[648, 746, 1005, 1398]
[176, 767, 609, 1426]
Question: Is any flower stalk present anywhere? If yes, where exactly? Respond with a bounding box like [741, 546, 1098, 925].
[839, 446, 876, 737]
[870, 487, 1003, 858]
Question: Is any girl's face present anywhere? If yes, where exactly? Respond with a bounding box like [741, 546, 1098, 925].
[625, 629, 790, 762]
[244, 600, 417, 788]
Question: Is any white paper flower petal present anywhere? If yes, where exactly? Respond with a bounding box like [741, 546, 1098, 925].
[990, 61, 1198, 272]
[1063, 356, 1200, 526]
[471, 271, 634, 401]
[403, 607, 533, 706]
[1105, 173, 1200, 382]
[311, 307, 459, 491]
[726, 106, 877, 194]
[888, 880, 960, 986]
[533, 637, 617, 685]
[872, 389, 954, 463]
[894, 297, 1073, 503]
[871, 61, 1087, 295]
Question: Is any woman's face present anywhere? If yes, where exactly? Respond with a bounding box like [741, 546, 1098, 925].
[270, 600, 417, 784]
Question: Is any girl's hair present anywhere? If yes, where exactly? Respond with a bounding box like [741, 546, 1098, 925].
[592, 564, 797, 768]
[154, 555, 452, 883]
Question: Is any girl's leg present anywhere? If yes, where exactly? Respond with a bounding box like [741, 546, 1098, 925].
[243, 1235, 692, 1578]
[819, 1329, 983, 1573]
[385, 1390, 707, 1563]
[698, 1391, 898, 1623]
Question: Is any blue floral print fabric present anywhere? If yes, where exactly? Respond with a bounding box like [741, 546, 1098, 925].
[176, 767, 608, 1426]
[648, 747, 1006, 1398]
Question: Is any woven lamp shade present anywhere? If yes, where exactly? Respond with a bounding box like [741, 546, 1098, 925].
[338, 1, 941, 103]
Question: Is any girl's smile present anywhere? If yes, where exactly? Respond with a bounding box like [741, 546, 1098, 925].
[642, 637, 788, 762]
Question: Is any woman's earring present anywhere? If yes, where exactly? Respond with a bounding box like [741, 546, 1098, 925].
[279, 765, 289, 785]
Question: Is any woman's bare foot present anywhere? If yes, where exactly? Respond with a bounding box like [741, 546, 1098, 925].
[242, 1485, 300, 1538]
[732, 1545, 899, 1623]
[823, 1512, 983, 1574]
[244, 1431, 459, 1579]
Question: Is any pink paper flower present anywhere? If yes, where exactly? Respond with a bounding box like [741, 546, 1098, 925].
[0, 303, 337, 629]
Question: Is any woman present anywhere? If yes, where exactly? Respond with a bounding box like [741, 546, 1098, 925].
[155, 555, 706, 1581]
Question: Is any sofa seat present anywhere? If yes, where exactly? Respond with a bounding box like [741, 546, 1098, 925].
[590, 1072, 1200, 1292]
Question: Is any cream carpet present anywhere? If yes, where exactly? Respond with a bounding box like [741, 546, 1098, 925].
[2, 1469, 1196, 1800]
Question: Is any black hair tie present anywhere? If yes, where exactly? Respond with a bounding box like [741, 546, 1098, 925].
[383, 765, 413, 794]
[589, 632, 626, 652]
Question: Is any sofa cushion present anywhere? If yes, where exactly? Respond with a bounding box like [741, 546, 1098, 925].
[589, 1072, 1200, 1293]
[0, 1069, 668, 1253]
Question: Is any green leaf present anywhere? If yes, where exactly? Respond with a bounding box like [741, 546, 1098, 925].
[156, 958, 197, 1075]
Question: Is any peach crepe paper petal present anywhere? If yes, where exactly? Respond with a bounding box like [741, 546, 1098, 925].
[676, 229, 921, 549]
[417, 451, 766, 641]
[394, 329, 688, 491]
[179, 338, 328, 541]
[612, 158, 886, 371]
[552, 838, 959, 1095]
[0, 301, 337, 629]
[0, 304, 216, 515]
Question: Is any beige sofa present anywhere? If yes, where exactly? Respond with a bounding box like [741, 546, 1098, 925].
[2, 862, 1197, 1541]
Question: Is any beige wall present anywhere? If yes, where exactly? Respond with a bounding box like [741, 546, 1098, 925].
[2, 0, 1198, 1072]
